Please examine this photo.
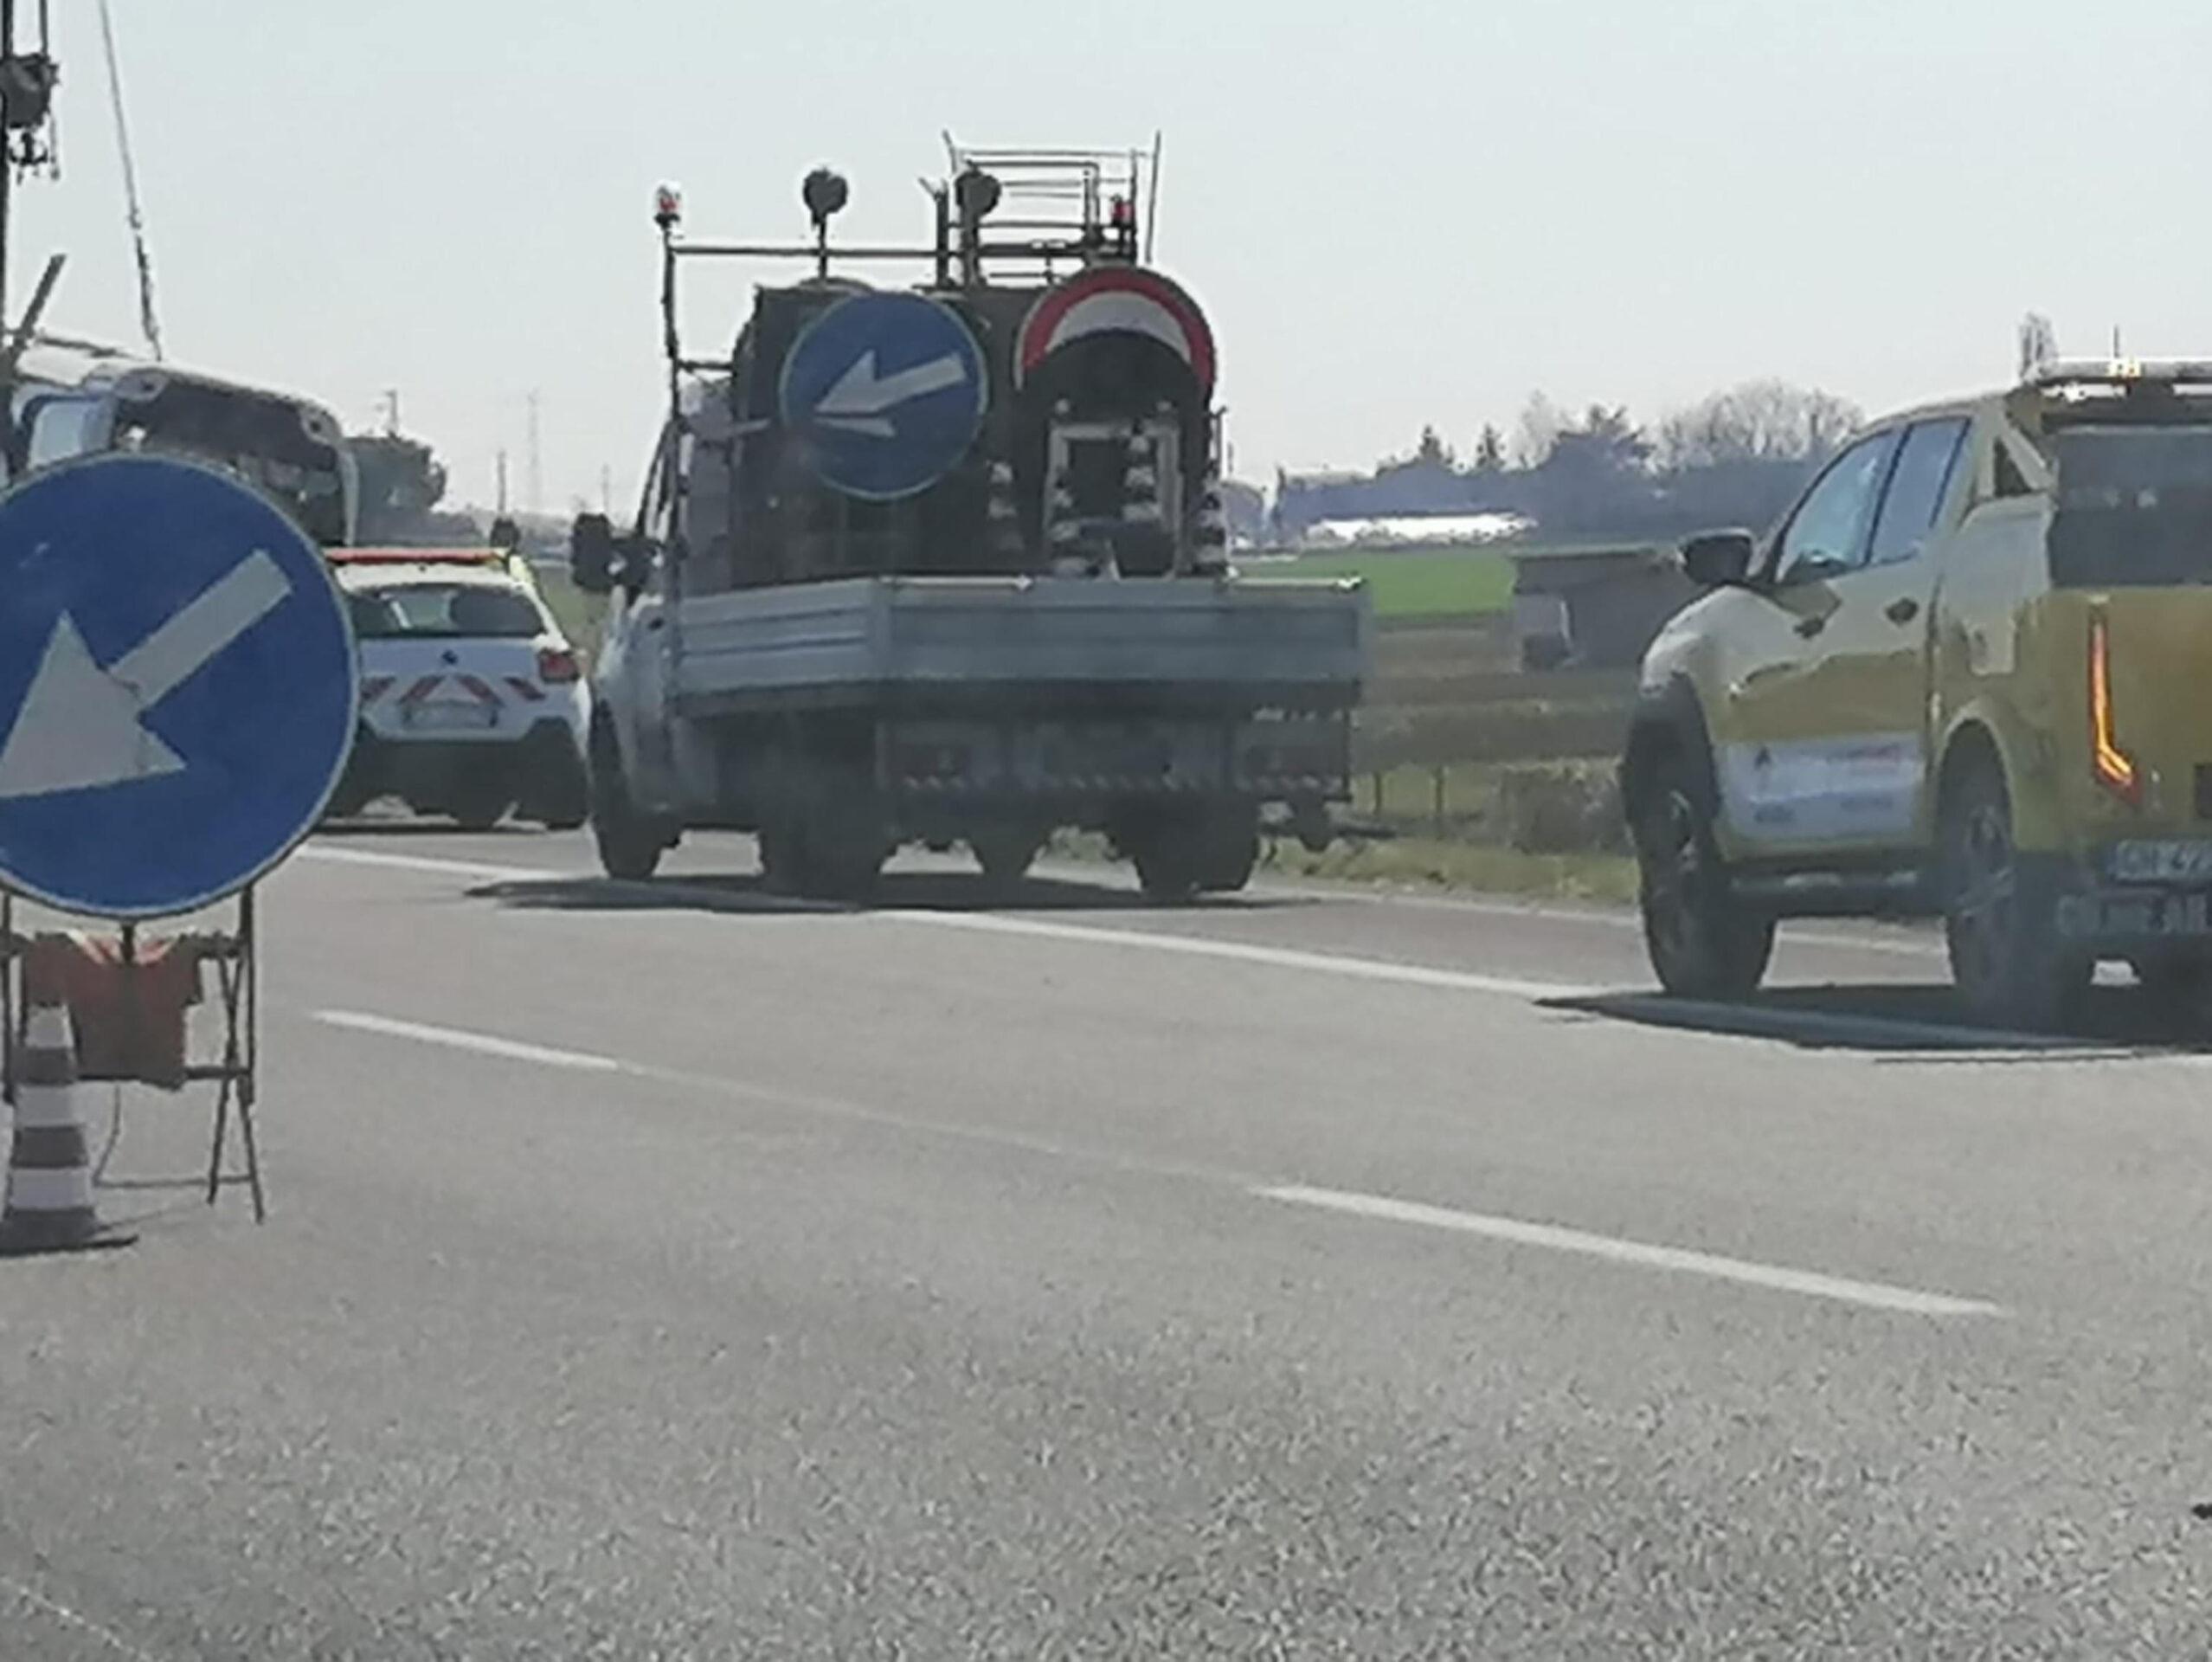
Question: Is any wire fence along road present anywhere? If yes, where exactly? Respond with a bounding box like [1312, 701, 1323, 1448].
[1347, 622, 1636, 843]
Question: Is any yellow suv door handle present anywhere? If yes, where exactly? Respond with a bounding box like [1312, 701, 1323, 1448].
[1886, 596, 1920, 625]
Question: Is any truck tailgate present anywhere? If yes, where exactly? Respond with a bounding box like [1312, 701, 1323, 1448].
[672, 575, 1370, 707]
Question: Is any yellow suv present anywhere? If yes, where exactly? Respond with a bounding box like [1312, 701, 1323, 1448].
[1624, 359, 2212, 1026]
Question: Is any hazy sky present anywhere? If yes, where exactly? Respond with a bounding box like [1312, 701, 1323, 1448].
[18, 1, 2211, 515]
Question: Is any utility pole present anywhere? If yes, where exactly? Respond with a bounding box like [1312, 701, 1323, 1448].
[601, 464, 612, 514]
[1, 0, 16, 337]
[381, 389, 402, 436]
[98, 0, 161, 360]
[495, 448, 509, 515]
[525, 390, 543, 514]
[0, 1, 62, 393]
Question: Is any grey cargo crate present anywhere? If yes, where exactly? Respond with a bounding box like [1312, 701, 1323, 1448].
[672, 575, 1370, 708]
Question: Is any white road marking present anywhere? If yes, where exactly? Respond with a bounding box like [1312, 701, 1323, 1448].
[312, 1001, 2008, 1320]
[299, 845, 551, 884]
[895, 908, 1592, 1001]
[0, 1574, 166, 1662]
[314, 1010, 621, 1073]
[1083, 858, 1943, 958]
[293, 841, 2086, 1053]
[891, 912, 2074, 1053]
[1257, 1183, 2004, 1317]
[309, 1006, 1245, 1184]
[299, 830, 1941, 959]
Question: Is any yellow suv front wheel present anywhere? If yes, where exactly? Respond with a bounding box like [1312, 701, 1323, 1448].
[1631, 750, 1776, 999]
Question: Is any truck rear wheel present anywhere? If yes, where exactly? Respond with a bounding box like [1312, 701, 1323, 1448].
[452, 780, 512, 834]
[1939, 755, 2087, 1029]
[794, 827, 888, 900]
[589, 720, 666, 882]
[1133, 841, 1200, 903]
[1128, 806, 1257, 902]
[1630, 751, 1773, 1000]
[1193, 808, 1260, 894]
[520, 730, 590, 831]
[2133, 957, 2211, 1030]
[971, 828, 1045, 888]
[760, 781, 888, 901]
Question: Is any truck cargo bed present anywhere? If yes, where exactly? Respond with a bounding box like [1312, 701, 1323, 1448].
[671, 575, 1370, 712]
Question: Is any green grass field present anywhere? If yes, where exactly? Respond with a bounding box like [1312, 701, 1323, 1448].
[530, 544, 1519, 654]
[1245, 544, 1515, 620]
[537, 540, 1521, 641]
[530, 564, 605, 662]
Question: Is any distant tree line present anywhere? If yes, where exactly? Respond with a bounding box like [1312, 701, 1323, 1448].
[1270, 380, 1863, 544]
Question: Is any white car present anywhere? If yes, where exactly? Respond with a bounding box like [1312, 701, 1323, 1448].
[326, 548, 590, 829]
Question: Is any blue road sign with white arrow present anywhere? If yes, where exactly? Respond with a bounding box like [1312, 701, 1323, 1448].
[0, 454, 357, 918]
[779, 291, 989, 500]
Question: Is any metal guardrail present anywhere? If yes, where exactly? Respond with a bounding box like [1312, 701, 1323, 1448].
[1341, 635, 1636, 847]
[1356, 655, 1635, 768]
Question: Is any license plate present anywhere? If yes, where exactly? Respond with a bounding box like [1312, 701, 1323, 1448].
[2107, 840, 2212, 883]
[2057, 890, 2212, 939]
[402, 701, 498, 732]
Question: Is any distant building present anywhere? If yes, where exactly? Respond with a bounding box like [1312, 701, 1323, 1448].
[1304, 511, 1534, 546]
[1270, 457, 1527, 543]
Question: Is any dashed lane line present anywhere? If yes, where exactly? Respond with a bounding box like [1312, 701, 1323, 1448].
[1256, 1183, 2006, 1318]
[314, 1009, 622, 1073]
[310, 1007, 2009, 1319]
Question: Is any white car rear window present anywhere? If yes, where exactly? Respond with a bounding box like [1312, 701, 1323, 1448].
[350, 583, 543, 640]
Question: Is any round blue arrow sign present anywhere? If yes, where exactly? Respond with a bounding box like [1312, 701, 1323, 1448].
[0, 454, 358, 918]
[778, 292, 988, 500]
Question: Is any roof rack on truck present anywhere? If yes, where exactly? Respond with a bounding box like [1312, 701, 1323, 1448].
[2013, 358, 2212, 433]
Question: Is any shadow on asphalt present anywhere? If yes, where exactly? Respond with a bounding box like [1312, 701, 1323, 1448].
[316, 818, 550, 840]
[1545, 982, 2211, 1060]
[77, 1187, 228, 1236]
[467, 868, 1301, 918]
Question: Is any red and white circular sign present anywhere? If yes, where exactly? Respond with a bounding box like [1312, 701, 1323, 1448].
[1016, 267, 1217, 396]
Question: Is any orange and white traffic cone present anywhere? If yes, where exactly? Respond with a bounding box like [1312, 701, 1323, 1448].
[0, 998, 135, 1255]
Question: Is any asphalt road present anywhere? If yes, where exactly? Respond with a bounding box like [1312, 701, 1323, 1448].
[5, 828, 2212, 1658]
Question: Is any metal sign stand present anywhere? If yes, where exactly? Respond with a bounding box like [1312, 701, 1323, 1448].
[0, 451, 356, 1249]
[0, 885, 265, 1222]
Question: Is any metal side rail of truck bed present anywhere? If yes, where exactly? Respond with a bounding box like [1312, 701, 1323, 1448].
[667, 575, 1371, 715]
